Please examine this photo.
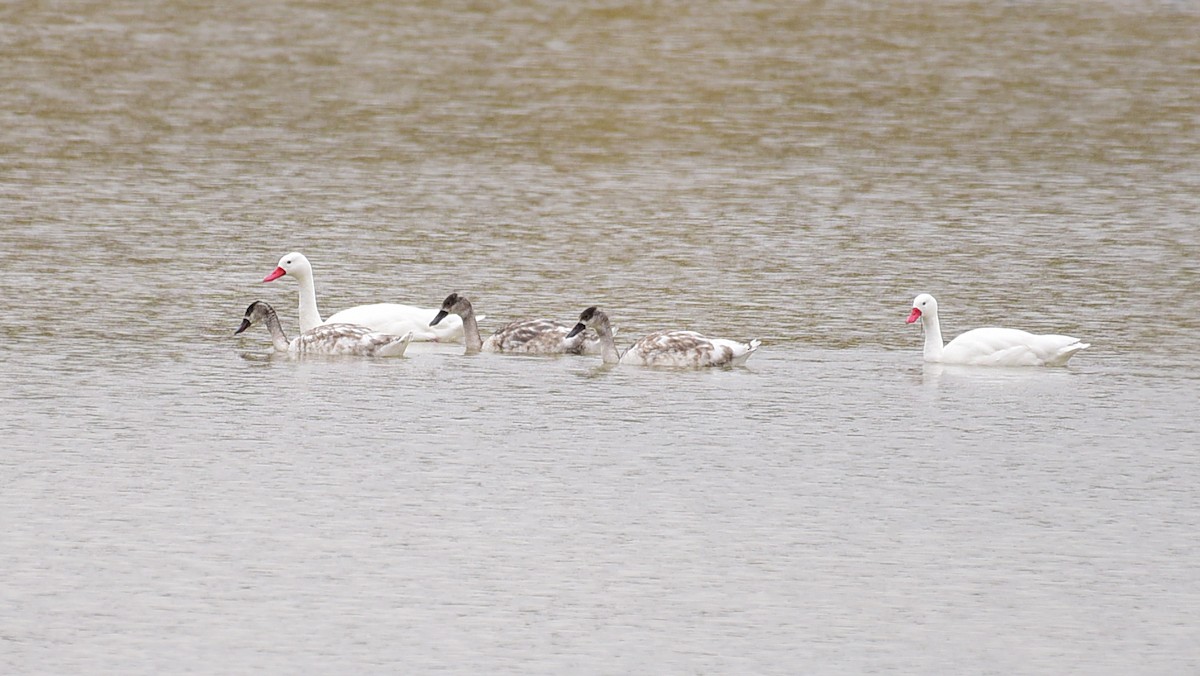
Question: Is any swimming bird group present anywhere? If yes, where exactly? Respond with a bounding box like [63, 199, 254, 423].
[234, 251, 1089, 367]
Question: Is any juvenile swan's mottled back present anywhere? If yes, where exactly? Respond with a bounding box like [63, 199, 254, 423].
[430, 292, 604, 355]
[235, 300, 413, 357]
[626, 331, 761, 368]
[566, 306, 760, 368]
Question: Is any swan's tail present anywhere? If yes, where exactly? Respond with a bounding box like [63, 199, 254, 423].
[730, 338, 762, 366]
[1048, 340, 1089, 366]
[379, 331, 415, 357]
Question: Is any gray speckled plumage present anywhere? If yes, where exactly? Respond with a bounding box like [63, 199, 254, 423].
[431, 293, 604, 355]
[484, 318, 589, 354]
[567, 306, 761, 368]
[235, 301, 412, 357]
[621, 330, 752, 367]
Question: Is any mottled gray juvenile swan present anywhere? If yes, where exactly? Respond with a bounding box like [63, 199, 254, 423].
[906, 293, 1088, 366]
[430, 292, 605, 355]
[567, 306, 761, 368]
[234, 300, 413, 357]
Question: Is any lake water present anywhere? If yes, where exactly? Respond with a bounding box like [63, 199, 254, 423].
[2, 1, 1198, 673]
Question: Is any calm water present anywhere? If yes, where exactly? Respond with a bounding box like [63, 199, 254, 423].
[2, 1, 1199, 673]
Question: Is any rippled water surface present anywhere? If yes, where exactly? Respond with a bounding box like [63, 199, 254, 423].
[2, 1, 1198, 673]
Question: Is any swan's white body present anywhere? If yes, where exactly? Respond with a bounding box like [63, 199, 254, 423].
[568, 307, 760, 368]
[235, 301, 413, 357]
[432, 293, 606, 355]
[907, 293, 1088, 366]
[263, 252, 467, 342]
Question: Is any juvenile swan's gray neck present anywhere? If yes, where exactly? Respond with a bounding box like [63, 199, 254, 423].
[922, 310, 945, 363]
[262, 307, 293, 352]
[458, 305, 484, 353]
[593, 316, 621, 365]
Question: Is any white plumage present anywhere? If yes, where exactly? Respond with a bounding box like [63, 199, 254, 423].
[567, 306, 760, 368]
[262, 252, 468, 342]
[906, 293, 1089, 366]
[431, 293, 606, 355]
[235, 301, 413, 357]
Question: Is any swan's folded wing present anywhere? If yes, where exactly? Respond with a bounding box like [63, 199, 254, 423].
[624, 331, 757, 367]
[485, 319, 572, 353]
[325, 303, 455, 342]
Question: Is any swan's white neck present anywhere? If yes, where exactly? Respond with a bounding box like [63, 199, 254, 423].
[458, 306, 483, 353]
[261, 307, 293, 352]
[593, 318, 621, 365]
[921, 310, 945, 362]
[294, 271, 323, 332]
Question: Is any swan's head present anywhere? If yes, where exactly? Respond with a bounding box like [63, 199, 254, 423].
[907, 294, 938, 324]
[431, 292, 473, 326]
[234, 300, 275, 335]
[566, 306, 609, 339]
[263, 252, 312, 283]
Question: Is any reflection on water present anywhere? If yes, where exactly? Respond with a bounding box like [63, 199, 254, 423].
[920, 361, 1080, 387]
[2, 1, 1199, 674]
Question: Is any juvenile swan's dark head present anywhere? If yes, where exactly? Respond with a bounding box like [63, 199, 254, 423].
[235, 300, 275, 335]
[431, 292, 472, 326]
[566, 306, 607, 339]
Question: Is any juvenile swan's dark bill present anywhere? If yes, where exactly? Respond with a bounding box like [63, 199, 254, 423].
[235, 300, 266, 335]
[565, 322, 586, 339]
[430, 310, 449, 326]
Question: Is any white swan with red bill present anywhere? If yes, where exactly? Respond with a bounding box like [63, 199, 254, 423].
[906, 293, 1088, 366]
[262, 252, 470, 342]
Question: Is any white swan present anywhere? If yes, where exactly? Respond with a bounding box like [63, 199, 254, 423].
[906, 293, 1089, 366]
[566, 306, 761, 368]
[234, 301, 413, 357]
[262, 252, 467, 342]
[430, 292, 606, 355]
